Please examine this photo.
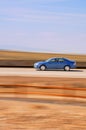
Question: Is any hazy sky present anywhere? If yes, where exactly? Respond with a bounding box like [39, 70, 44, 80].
[0, 0, 86, 54]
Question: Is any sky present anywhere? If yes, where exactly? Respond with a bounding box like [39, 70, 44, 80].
[0, 0, 86, 54]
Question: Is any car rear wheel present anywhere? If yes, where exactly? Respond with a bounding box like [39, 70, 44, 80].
[40, 65, 46, 71]
[64, 65, 70, 71]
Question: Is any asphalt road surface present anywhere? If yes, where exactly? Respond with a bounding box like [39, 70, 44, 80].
[0, 68, 86, 78]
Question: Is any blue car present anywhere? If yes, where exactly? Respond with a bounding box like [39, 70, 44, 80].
[34, 57, 76, 71]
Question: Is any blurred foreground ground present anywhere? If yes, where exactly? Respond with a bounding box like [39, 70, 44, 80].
[0, 99, 86, 130]
[0, 76, 86, 130]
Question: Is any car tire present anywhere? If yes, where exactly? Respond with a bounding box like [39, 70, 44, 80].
[64, 65, 70, 71]
[40, 65, 46, 71]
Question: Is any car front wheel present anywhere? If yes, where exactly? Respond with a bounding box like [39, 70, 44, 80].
[64, 65, 70, 71]
[40, 65, 46, 71]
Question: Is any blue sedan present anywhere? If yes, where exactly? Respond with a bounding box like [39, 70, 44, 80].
[34, 57, 76, 71]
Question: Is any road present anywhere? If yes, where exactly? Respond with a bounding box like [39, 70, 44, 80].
[0, 68, 86, 78]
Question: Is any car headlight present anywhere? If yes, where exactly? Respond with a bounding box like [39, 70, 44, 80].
[34, 63, 39, 67]
[35, 63, 38, 66]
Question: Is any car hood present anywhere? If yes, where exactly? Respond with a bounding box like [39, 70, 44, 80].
[70, 60, 76, 63]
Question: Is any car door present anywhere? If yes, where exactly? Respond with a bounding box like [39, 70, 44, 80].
[47, 58, 58, 69]
[56, 58, 66, 69]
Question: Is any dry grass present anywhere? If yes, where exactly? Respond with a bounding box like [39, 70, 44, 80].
[0, 50, 86, 62]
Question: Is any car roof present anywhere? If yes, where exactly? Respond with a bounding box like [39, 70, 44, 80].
[48, 57, 70, 61]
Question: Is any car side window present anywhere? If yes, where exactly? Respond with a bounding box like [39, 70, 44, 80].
[50, 59, 56, 62]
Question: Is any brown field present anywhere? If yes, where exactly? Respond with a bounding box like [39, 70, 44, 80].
[0, 76, 86, 130]
[0, 50, 86, 61]
[0, 50, 86, 67]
